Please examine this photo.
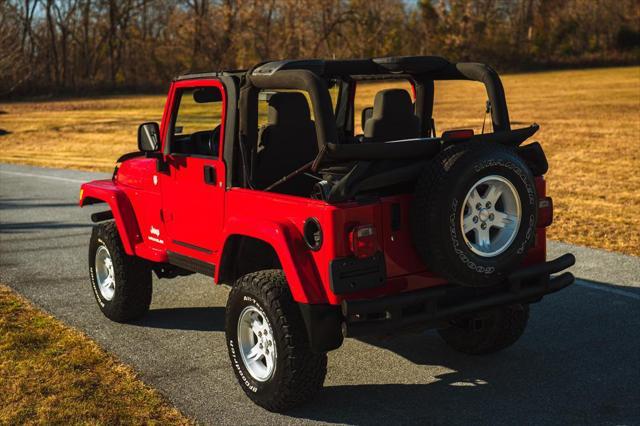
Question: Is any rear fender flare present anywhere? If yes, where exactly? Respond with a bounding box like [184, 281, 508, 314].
[80, 182, 141, 255]
[218, 217, 327, 304]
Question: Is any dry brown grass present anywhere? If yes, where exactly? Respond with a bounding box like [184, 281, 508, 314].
[0, 66, 639, 255]
[0, 284, 192, 425]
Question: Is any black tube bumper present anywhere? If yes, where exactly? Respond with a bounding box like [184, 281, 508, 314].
[341, 253, 575, 338]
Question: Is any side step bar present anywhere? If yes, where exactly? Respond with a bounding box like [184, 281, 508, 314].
[167, 251, 215, 277]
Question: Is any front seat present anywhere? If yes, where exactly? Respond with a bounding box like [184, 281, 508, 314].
[253, 92, 319, 195]
[364, 89, 420, 143]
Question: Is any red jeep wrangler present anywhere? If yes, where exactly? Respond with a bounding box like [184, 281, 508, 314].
[80, 56, 575, 412]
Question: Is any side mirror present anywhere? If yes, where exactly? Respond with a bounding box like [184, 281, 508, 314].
[138, 122, 160, 152]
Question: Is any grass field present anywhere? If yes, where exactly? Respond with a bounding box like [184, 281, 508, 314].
[0, 284, 192, 424]
[0, 66, 638, 255]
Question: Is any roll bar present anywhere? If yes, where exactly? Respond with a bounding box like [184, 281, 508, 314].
[428, 62, 511, 132]
[245, 70, 339, 152]
[242, 57, 512, 149]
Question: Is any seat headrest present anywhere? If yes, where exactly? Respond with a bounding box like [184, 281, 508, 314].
[267, 92, 312, 126]
[372, 89, 414, 120]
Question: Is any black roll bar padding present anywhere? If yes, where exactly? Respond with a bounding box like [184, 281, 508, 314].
[413, 78, 435, 137]
[334, 78, 354, 141]
[242, 58, 513, 177]
[238, 82, 259, 187]
[248, 70, 339, 152]
[323, 138, 441, 162]
[218, 75, 240, 187]
[429, 62, 511, 132]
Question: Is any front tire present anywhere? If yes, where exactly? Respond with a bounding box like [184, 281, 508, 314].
[225, 270, 327, 412]
[437, 304, 529, 355]
[88, 221, 152, 322]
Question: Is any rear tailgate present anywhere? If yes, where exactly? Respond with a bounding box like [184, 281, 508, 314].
[379, 194, 428, 277]
[332, 194, 428, 278]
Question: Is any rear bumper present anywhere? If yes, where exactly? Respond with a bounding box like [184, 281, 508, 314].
[341, 253, 575, 337]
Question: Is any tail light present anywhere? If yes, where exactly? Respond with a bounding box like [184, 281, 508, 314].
[348, 225, 378, 258]
[538, 197, 553, 227]
[441, 129, 474, 141]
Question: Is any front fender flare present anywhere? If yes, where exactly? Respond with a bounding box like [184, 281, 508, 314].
[79, 180, 141, 255]
[219, 217, 328, 304]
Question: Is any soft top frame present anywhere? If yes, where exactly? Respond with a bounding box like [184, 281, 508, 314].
[246, 56, 511, 141]
[233, 56, 513, 175]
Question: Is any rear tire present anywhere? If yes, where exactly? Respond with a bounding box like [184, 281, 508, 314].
[225, 270, 327, 412]
[437, 304, 529, 355]
[412, 142, 537, 287]
[88, 221, 152, 322]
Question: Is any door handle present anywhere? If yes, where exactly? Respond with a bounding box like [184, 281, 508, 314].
[204, 165, 216, 185]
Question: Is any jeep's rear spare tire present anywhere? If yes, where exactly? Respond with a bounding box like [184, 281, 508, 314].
[411, 142, 537, 287]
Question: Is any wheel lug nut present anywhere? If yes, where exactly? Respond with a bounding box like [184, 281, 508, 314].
[258, 331, 262, 336]
[489, 213, 494, 221]
[472, 216, 478, 223]
[486, 201, 492, 208]
[259, 343, 263, 349]
[481, 223, 487, 230]
[475, 203, 482, 210]
[265, 349, 269, 355]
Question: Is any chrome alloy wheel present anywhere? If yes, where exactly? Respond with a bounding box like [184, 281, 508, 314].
[460, 175, 522, 257]
[237, 305, 277, 382]
[95, 244, 116, 300]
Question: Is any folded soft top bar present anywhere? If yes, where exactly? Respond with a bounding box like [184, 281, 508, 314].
[250, 56, 452, 77]
[246, 56, 511, 142]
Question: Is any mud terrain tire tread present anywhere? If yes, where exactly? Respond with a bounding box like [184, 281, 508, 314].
[411, 142, 537, 286]
[225, 270, 327, 412]
[88, 221, 152, 322]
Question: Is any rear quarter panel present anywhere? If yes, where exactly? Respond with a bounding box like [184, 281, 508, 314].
[221, 189, 444, 305]
[222, 177, 548, 306]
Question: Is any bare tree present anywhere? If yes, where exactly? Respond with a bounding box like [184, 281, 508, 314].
[1, 0, 638, 97]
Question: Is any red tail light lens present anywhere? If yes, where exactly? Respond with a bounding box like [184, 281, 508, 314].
[538, 197, 553, 227]
[441, 129, 474, 141]
[348, 225, 378, 258]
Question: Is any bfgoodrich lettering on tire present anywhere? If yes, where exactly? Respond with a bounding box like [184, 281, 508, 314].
[225, 270, 327, 412]
[88, 221, 152, 322]
[411, 142, 537, 287]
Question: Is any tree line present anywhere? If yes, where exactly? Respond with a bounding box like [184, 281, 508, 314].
[1, 0, 639, 98]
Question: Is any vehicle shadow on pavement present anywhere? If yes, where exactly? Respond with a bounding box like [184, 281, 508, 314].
[287, 287, 640, 425]
[0, 221, 94, 233]
[575, 279, 640, 297]
[0, 200, 79, 210]
[133, 307, 225, 332]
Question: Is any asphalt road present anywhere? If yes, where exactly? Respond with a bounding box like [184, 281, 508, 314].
[1, 162, 639, 425]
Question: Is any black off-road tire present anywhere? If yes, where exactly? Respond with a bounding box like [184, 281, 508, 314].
[88, 221, 152, 322]
[225, 270, 327, 412]
[437, 304, 530, 355]
[411, 142, 537, 287]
